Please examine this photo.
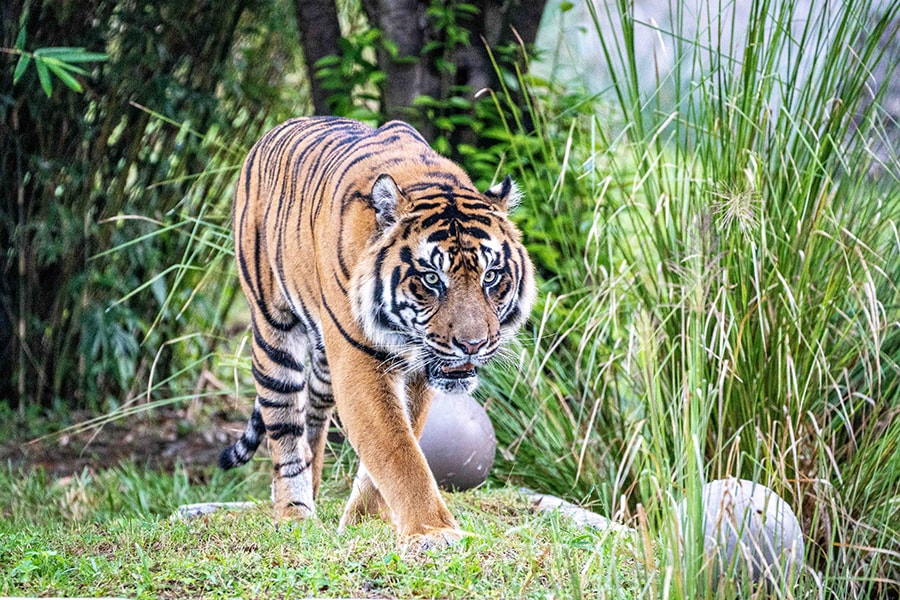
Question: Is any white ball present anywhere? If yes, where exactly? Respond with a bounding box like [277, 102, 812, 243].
[418, 392, 496, 491]
[679, 478, 805, 587]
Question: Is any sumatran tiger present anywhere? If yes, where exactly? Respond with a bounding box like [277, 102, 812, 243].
[219, 116, 536, 550]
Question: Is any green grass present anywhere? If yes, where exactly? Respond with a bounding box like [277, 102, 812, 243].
[0, 462, 640, 599]
[480, 0, 900, 598]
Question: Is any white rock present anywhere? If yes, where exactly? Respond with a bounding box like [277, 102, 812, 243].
[678, 478, 805, 587]
[170, 501, 257, 520]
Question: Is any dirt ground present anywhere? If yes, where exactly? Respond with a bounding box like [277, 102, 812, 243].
[1, 405, 252, 477]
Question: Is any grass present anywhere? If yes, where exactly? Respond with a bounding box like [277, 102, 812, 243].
[0, 461, 640, 599]
[479, 0, 900, 598]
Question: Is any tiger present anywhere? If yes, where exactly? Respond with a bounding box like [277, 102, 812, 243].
[218, 116, 536, 550]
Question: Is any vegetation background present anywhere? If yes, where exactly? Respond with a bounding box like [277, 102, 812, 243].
[2, 0, 900, 598]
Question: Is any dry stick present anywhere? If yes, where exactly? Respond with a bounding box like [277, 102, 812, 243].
[14, 106, 26, 416]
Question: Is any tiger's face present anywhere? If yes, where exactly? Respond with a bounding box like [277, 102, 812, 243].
[352, 173, 536, 394]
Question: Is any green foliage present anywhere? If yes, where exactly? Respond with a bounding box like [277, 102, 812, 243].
[10, 26, 108, 96]
[315, 28, 384, 122]
[0, 0, 305, 413]
[479, 0, 900, 597]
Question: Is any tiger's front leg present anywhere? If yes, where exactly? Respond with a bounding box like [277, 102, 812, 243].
[326, 336, 463, 548]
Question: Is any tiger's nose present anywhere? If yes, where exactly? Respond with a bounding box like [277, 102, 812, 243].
[453, 337, 488, 356]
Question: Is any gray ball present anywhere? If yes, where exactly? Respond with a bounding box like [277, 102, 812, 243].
[679, 478, 805, 588]
[418, 392, 496, 491]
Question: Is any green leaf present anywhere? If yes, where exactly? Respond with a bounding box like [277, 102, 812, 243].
[435, 116, 454, 131]
[34, 47, 107, 63]
[34, 58, 52, 97]
[421, 41, 442, 54]
[34, 46, 79, 56]
[15, 27, 26, 50]
[560, 1, 574, 11]
[41, 57, 88, 76]
[55, 51, 108, 63]
[13, 54, 32, 85]
[46, 62, 83, 93]
[313, 55, 341, 68]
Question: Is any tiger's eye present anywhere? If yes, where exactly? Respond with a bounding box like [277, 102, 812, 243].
[423, 272, 440, 286]
[483, 270, 498, 284]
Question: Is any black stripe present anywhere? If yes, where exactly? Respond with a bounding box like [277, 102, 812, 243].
[237, 253, 299, 332]
[321, 295, 393, 363]
[499, 305, 521, 328]
[461, 226, 491, 239]
[257, 395, 292, 408]
[273, 458, 307, 470]
[252, 362, 306, 394]
[253, 328, 305, 372]
[266, 422, 306, 440]
[281, 467, 310, 479]
[377, 120, 429, 144]
[306, 415, 328, 426]
[332, 272, 348, 296]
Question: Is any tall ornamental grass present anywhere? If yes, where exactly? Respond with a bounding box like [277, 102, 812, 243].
[484, 0, 900, 597]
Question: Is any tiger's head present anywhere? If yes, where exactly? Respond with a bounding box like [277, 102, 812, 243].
[351, 171, 536, 394]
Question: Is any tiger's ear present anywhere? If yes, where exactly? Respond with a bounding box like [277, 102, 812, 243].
[483, 174, 522, 212]
[371, 173, 403, 229]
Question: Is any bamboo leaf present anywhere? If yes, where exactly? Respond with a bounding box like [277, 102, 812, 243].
[46, 62, 83, 93]
[34, 58, 52, 97]
[35, 47, 108, 63]
[34, 46, 83, 57]
[13, 54, 32, 84]
[14, 26, 26, 50]
[58, 52, 108, 63]
[41, 56, 88, 76]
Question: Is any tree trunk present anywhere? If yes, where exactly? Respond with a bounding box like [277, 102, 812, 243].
[294, 0, 343, 115]
[360, 0, 547, 141]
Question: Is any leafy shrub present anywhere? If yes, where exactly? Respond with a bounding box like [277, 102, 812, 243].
[0, 0, 304, 413]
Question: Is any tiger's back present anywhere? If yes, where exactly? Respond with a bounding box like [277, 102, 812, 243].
[223, 116, 535, 549]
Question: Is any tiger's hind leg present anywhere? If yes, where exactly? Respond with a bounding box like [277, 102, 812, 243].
[338, 461, 389, 532]
[305, 345, 336, 499]
[338, 373, 435, 532]
[249, 314, 316, 519]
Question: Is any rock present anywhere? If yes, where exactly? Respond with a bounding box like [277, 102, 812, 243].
[170, 501, 257, 520]
[523, 490, 633, 534]
[419, 393, 496, 491]
[679, 478, 805, 588]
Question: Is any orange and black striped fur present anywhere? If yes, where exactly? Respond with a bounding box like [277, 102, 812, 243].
[219, 116, 535, 549]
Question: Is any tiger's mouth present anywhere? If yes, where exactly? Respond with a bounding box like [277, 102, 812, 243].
[426, 359, 479, 392]
[436, 361, 478, 380]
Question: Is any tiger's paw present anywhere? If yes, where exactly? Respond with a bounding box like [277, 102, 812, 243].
[337, 504, 390, 533]
[274, 499, 315, 521]
[400, 527, 468, 554]
[272, 472, 315, 521]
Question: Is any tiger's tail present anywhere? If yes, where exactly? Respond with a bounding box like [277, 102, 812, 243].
[219, 404, 266, 469]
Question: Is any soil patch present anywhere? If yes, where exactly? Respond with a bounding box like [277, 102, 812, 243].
[1, 406, 255, 477]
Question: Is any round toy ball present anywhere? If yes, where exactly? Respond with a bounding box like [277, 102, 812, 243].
[418, 392, 496, 491]
[678, 478, 805, 589]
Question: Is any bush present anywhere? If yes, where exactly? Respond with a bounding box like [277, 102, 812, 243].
[0, 0, 305, 412]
